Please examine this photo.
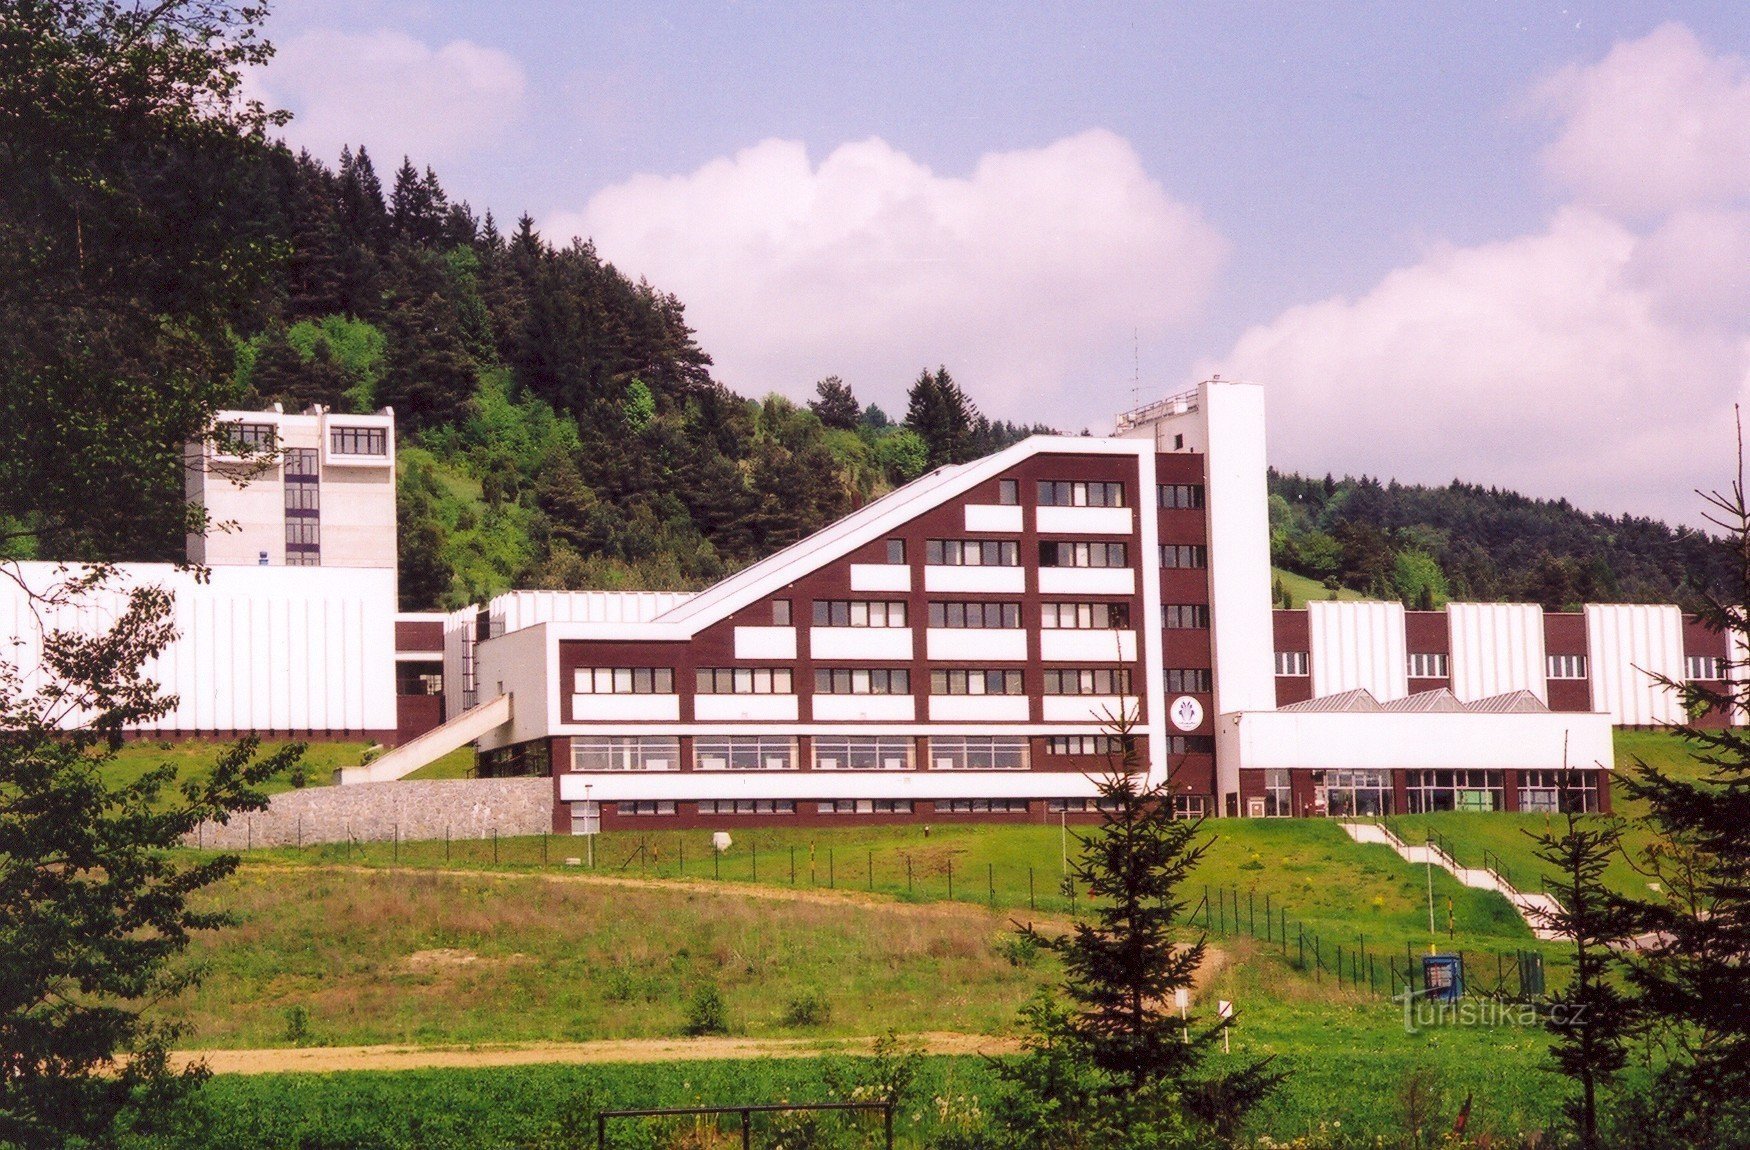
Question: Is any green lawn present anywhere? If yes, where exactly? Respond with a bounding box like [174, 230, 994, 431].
[401, 745, 476, 780]
[106, 739, 371, 798]
[1273, 566, 1367, 608]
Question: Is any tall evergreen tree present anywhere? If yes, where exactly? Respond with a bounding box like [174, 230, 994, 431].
[809, 375, 861, 430]
[378, 291, 477, 431]
[904, 366, 977, 468]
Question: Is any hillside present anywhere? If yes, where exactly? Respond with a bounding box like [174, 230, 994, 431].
[1267, 469, 1732, 612]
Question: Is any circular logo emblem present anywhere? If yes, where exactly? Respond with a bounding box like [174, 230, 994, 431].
[1169, 694, 1204, 732]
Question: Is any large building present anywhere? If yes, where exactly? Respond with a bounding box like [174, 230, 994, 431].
[456, 380, 1709, 833]
[3, 386, 1735, 830]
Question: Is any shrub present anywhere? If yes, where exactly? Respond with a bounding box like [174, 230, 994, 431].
[780, 991, 831, 1029]
[994, 933, 1040, 968]
[682, 982, 729, 1036]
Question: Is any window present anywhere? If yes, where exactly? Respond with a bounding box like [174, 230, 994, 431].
[929, 736, 1028, 770]
[1316, 769, 1393, 817]
[226, 421, 277, 450]
[285, 516, 321, 565]
[1041, 602, 1130, 629]
[1171, 795, 1212, 820]
[812, 600, 907, 627]
[818, 799, 913, 814]
[571, 736, 679, 771]
[1547, 654, 1589, 680]
[812, 668, 911, 694]
[480, 742, 549, 779]
[1518, 770, 1600, 813]
[1407, 652, 1450, 678]
[284, 484, 320, 512]
[1159, 484, 1206, 510]
[1164, 735, 1215, 754]
[1039, 541, 1128, 568]
[284, 447, 320, 566]
[285, 446, 319, 478]
[1263, 769, 1292, 817]
[813, 737, 914, 770]
[396, 663, 444, 696]
[926, 539, 1020, 566]
[771, 600, 792, 626]
[574, 667, 675, 694]
[694, 737, 797, 771]
[616, 801, 677, 816]
[929, 601, 1021, 628]
[329, 425, 388, 456]
[939, 798, 1030, 813]
[1687, 654, 1726, 680]
[698, 799, 795, 815]
[695, 668, 794, 694]
[1165, 668, 1212, 692]
[568, 801, 599, 835]
[885, 538, 906, 564]
[929, 669, 1025, 695]
[1045, 735, 1129, 756]
[1163, 604, 1210, 629]
[1048, 797, 1123, 813]
[1043, 668, 1133, 695]
[1274, 651, 1309, 676]
[997, 479, 1019, 505]
[1038, 480, 1125, 507]
[1405, 769, 1506, 813]
[1159, 544, 1208, 569]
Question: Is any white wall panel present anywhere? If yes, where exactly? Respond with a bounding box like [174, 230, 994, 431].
[570, 694, 679, 722]
[1036, 506, 1133, 535]
[926, 629, 1026, 661]
[560, 769, 1104, 804]
[1448, 602, 1547, 703]
[1203, 381, 1278, 723]
[733, 626, 797, 659]
[694, 695, 800, 722]
[1039, 630, 1137, 662]
[1308, 600, 1409, 701]
[810, 628, 914, 660]
[1223, 709, 1615, 773]
[1586, 603, 1686, 725]
[928, 696, 1030, 722]
[811, 695, 916, 721]
[1042, 696, 1135, 723]
[1037, 568, 1134, 595]
[925, 566, 1026, 593]
[849, 564, 911, 592]
[964, 505, 1023, 533]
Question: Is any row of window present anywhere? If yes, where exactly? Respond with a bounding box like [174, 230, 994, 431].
[223, 423, 389, 457]
[1159, 544, 1207, 569]
[1266, 651, 1680, 682]
[1257, 768, 1601, 817]
[598, 797, 1135, 818]
[920, 540, 1136, 569]
[574, 663, 1197, 697]
[1038, 480, 1126, 507]
[793, 600, 1145, 630]
[573, 735, 1037, 773]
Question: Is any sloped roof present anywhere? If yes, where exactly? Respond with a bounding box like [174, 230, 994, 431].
[1466, 689, 1551, 713]
[1381, 688, 1468, 713]
[1281, 688, 1383, 713]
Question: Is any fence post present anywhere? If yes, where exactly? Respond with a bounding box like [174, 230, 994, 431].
[1029, 866, 1036, 911]
[988, 862, 995, 906]
[1406, 942, 1415, 995]
[868, 850, 873, 892]
[679, 840, 685, 875]
[445, 824, 450, 863]
[947, 859, 954, 900]
[1264, 893, 1271, 940]
[829, 848, 835, 889]
[906, 855, 913, 895]
[1248, 890, 1255, 937]
[715, 846, 721, 881]
[297, 815, 302, 850]
[741, 1107, 751, 1150]
[790, 847, 796, 885]
[885, 1101, 894, 1149]
[753, 842, 758, 883]
[493, 829, 498, 865]
[598, 1113, 606, 1150]
[543, 833, 548, 867]
[392, 825, 397, 864]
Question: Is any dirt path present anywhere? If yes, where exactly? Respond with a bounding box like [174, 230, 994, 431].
[176, 1033, 1024, 1076]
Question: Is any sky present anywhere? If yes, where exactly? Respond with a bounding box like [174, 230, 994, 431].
[250, 2, 1750, 525]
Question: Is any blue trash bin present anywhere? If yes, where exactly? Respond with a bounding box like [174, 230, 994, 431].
[1422, 953, 1463, 1002]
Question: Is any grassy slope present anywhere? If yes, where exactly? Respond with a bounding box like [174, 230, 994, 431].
[239, 818, 1533, 976]
[1273, 566, 1367, 608]
[107, 739, 369, 798]
[1389, 729, 1709, 900]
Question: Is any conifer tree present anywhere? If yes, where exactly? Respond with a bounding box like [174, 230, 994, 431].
[904, 366, 978, 468]
[809, 376, 861, 430]
[1615, 429, 1750, 1144]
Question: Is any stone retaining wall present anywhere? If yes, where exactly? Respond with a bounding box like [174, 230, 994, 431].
[187, 777, 553, 848]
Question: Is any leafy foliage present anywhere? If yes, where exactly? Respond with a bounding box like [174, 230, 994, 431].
[0, 581, 302, 1147]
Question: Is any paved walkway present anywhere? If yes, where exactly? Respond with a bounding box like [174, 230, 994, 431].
[1337, 821, 1565, 940]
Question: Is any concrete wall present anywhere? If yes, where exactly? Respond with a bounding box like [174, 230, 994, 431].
[187, 777, 553, 847]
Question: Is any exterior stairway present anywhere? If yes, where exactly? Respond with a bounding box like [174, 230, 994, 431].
[1338, 820, 1566, 941]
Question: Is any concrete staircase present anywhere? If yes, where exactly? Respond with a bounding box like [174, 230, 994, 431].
[1338, 820, 1565, 940]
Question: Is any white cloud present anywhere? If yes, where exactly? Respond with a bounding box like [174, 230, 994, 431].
[544, 131, 1227, 417]
[255, 29, 525, 164]
[1535, 22, 1750, 219]
[1202, 25, 1750, 525]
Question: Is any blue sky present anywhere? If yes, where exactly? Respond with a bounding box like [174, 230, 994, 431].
[254, 3, 1750, 524]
